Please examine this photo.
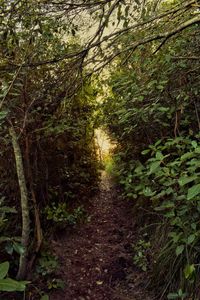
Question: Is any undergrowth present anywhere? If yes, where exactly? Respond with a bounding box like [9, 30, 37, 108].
[115, 136, 200, 298]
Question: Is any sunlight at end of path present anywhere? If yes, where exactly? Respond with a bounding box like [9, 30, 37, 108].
[95, 129, 117, 190]
[95, 129, 116, 163]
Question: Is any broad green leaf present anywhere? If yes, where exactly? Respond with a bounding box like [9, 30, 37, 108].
[165, 210, 175, 218]
[187, 234, 195, 245]
[191, 223, 196, 230]
[157, 85, 164, 90]
[176, 245, 184, 256]
[195, 147, 200, 154]
[142, 187, 156, 197]
[161, 201, 175, 209]
[165, 187, 173, 195]
[134, 163, 144, 174]
[156, 151, 164, 160]
[149, 161, 160, 174]
[0, 278, 29, 292]
[141, 149, 150, 155]
[184, 264, 195, 279]
[187, 184, 200, 200]
[187, 158, 200, 166]
[158, 107, 169, 112]
[170, 217, 182, 227]
[153, 190, 166, 202]
[0, 110, 8, 121]
[191, 141, 197, 148]
[155, 139, 162, 146]
[13, 242, 25, 255]
[0, 262, 9, 279]
[180, 152, 195, 161]
[176, 195, 185, 201]
[163, 179, 176, 187]
[178, 289, 185, 297]
[169, 232, 181, 243]
[178, 175, 197, 187]
[155, 201, 175, 211]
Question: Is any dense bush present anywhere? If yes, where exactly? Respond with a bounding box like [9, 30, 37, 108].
[0, 1, 99, 294]
[102, 13, 200, 298]
[119, 136, 200, 297]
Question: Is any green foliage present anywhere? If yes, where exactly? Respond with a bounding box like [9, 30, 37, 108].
[0, 198, 24, 268]
[102, 11, 200, 297]
[47, 278, 64, 290]
[45, 203, 85, 227]
[4, 240, 24, 256]
[103, 26, 200, 159]
[0, 262, 9, 279]
[167, 289, 187, 299]
[0, 261, 28, 292]
[35, 250, 64, 298]
[0, 0, 100, 291]
[133, 239, 151, 272]
[103, 154, 116, 175]
[117, 136, 200, 296]
[36, 251, 58, 277]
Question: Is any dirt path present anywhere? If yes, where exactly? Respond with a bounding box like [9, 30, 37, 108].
[50, 172, 154, 300]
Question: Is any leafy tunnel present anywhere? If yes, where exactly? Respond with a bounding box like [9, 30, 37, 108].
[0, 0, 200, 299]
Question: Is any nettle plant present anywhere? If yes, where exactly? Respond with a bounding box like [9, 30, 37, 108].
[123, 135, 200, 296]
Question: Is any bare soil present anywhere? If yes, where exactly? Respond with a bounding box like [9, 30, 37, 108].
[50, 172, 154, 300]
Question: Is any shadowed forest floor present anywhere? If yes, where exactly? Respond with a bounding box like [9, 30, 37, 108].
[50, 171, 154, 300]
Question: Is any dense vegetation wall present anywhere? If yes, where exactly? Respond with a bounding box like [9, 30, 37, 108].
[102, 25, 200, 298]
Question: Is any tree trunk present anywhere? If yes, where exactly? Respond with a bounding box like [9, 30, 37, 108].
[9, 126, 30, 280]
[25, 136, 43, 275]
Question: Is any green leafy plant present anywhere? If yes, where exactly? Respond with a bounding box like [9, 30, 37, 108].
[47, 278, 64, 290]
[133, 239, 151, 271]
[125, 136, 200, 295]
[36, 250, 64, 298]
[167, 289, 187, 299]
[0, 261, 29, 292]
[101, 4, 200, 298]
[45, 203, 85, 226]
[0, 197, 26, 271]
[36, 251, 59, 277]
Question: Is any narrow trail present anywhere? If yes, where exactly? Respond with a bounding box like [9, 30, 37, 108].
[50, 172, 154, 300]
